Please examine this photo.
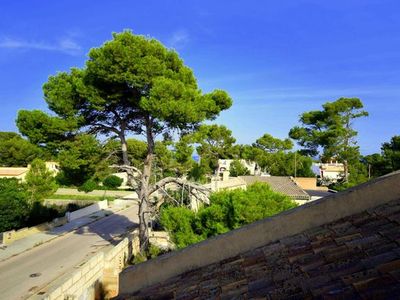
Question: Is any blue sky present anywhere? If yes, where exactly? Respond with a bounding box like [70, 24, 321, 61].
[0, 0, 399, 155]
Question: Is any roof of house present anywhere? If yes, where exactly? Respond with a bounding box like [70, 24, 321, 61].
[0, 167, 28, 176]
[239, 176, 310, 200]
[123, 198, 400, 300]
[118, 172, 400, 299]
[305, 189, 335, 198]
[203, 177, 247, 191]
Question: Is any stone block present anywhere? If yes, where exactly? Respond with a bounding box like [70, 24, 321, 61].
[48, 287, 62, 300]
[62, 277, 73, 292]
[72, 271, 82, 284]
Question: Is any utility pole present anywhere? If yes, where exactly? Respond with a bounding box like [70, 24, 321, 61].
[294, 151, 297, 178]
[368, 164, 371, 179]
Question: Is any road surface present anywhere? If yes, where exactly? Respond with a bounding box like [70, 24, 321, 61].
[0, 204, 138, 300]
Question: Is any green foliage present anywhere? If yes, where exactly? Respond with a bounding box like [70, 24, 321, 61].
[229, 160, 250, 177]
[57, 134, 103, 186]
[362, 135, 400, 179]
[236, 134, 314, 177]
[289, 97, 368, 184]
[78, 179, 98, 193]
[261, 152, 314, 177]
[254, 133, 293, 152]
[193, 124, 238, 173]
[41, 30, 231, 164]
[160, 207, 204, 249]
[102, 175, 123, 189]
[289, 97, 368, 159]
[363, 153, 387, 178]
[0, 132, 43, 167]
[127, 138, 148, 167]
[160, 183, 297, 249]
[16, 31, 232, 253]
[188, 164, 208, 183]
[0, 178, 30, 232]
[0, 178, 89, 232]
[16, 110, 78, 154]
[382, 135, 400, 172]
[25, 159, 58, 203]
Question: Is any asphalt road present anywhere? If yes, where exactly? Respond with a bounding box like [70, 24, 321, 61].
[0, 204, 139, 300]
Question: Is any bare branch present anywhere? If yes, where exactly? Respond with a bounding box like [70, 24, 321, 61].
[149, 177, 211, 196]
[90, 123, 121, 135]
[109, 164, 142, 176]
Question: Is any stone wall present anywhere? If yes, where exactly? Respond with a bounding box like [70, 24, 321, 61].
[1, 217, 67, 245]
[44, 199, 95, 207]
[55, 188, 132, 197]
[2, 200, 108, 245]
[66, 200, 108, 221]
[118, 171, 400, 295]
[28, 230, 140, 300]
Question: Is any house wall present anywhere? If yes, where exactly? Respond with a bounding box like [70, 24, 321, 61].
[293, 177, 317, 190]
[217, 159, 257, 175]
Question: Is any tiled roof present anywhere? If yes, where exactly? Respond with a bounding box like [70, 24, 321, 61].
[126, 197, 400, 299]
[305, 189, 334, 198]
[0, 167, 28, 176]
[240, 176, 310, 200]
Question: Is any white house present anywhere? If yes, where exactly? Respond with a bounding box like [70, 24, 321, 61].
[217, 159, 266, 177]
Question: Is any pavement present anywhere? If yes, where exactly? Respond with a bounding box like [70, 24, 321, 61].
[0, 202, 139, 300]
[0, 207, 115, 262]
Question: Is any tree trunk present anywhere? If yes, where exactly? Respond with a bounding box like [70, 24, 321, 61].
[119, 132, 130, 166]
[138, 119, 155, 253]
[119, 131, 136, 187]
[344, 160, 349, 183]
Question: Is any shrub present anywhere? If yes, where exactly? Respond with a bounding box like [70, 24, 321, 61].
[102, 175, 123, 189]
[25, 158, 58, 202]
[229, 160, 250, 177]
[78, 179, 98, 193]
[160, 183, 297, 249]
[0, 178, 30, 232]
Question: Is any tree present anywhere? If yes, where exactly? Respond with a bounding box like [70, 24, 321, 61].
[254, 133, 293, 153]
[289, 97, 368, 182]
[364, 135, 400, 178]
[193, 124, 238, 173]
[0, 132, 43, 166]
[25, 159, 58, 203]
[56, 134, 104, 186]
[246, 134, 314, 177]
[382, 135, 400, 172]
[229, 160, 250, 177]
[16, 110, 78, 155]
[42, 31, 232, 252]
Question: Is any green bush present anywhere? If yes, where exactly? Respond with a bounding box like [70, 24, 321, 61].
[25, 158, 58, 202]
[229, 160, 250, 177]
[160, 183, 297, 249]
[0, 178, 30, 232]
[0, 178, 89, 232]
[102, 175, 123, 189]
[78, 179, 98, 193]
